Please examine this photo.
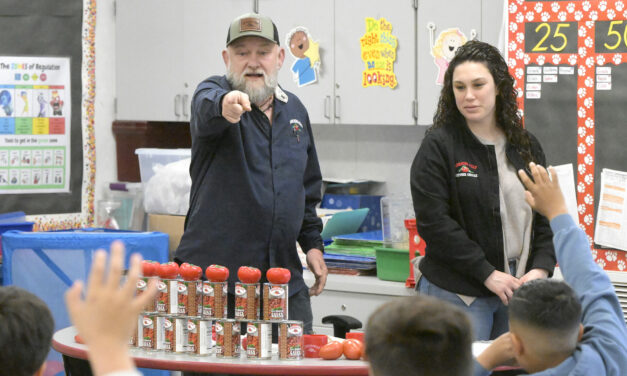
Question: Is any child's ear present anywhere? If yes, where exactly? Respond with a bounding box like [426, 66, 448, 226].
[34, 362, 46, 376]
[510, 331, 525, 356]
[577, 323, 584, 342]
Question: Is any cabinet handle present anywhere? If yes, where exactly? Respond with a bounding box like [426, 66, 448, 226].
[324, 95, 330, 119]
[470, 29, 478, 40]
[174, 94, 181, 117]
[182, 94, 189, 117]
[427, 22, 436, 49]
[334, 95, 341, 119]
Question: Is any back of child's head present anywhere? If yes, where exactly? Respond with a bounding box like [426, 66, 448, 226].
[365, 295, 473, 376]
[0, 286, 54, 376]
[509, 279, 582, 354]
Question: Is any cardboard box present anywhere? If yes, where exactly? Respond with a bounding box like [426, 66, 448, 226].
[148, 214, 186, 259]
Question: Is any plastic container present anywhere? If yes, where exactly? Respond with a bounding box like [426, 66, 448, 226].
[135, 148, 191, 215]
[380, 195, 414, 249]
[375, 247, 410, 282]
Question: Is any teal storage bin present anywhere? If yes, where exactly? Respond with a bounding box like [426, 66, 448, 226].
[375, 247, 410, 282]
[1, 229, 168, 374]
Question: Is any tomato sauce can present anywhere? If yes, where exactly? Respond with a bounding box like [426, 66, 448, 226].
[156, 278, 179, 314]
[263, 283, 288, 321]
[202, 281, 228, 318]
[215, 319, 241, 358]
[155, 315, 174, 352]
[186, 317, 212, 355]
[234, 282, 260, 320]
[246, 320, 272, 359]
[171, 316, 188, 353]
[177, 280, 200, 316]
[278, 320, 303, 360]
[137, 276, 157, 313]
[138, 314, 158, 351]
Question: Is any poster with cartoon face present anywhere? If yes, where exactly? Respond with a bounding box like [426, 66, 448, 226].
[431, 28, 467, 85]
[286, 27, 320, 87]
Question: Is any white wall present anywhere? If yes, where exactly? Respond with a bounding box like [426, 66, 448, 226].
[93, 0, 426, 214]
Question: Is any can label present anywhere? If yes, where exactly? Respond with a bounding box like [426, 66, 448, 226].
[246, 321, 272, 359]
[202, 281, 227, 318]
[173, 317, 188, 353]
[215, 320, 240, 358]
[279, 321, 303, 360]
[187, 318, 212, 355]
[139, 314, 157, 350]
[156, 279, 178, 314]
[177, 280, 199, 316]
[263, 283, 288, 321]
[156, 316, 174, 351]
[137, 277, 156, 313]
[234, 282, 260, 320]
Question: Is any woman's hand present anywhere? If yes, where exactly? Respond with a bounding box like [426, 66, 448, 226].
[484, 270, 522, 305]
[519, 268, 549, 284]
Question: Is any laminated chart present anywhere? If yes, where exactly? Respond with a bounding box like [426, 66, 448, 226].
[0, 56, 70, 193]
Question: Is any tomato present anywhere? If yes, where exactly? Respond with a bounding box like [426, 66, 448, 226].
[141, 260, 159, 277]
[205, 264, 229, 282]
[319, 341, 343, 360]
[237, 266, 261, 283]
[180, 263, 202, 281]
[343, 339, 363, 360]
[266, 267, 291, 284]
[158, 261, 179, 279]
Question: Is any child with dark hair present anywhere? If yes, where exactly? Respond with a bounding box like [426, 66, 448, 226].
[474, 162, 627, 375]
[0, 286, 54, 376]
[366, 294, 473, 376]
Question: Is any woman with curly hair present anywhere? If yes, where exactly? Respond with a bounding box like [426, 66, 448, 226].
[410, 40, 556, 340]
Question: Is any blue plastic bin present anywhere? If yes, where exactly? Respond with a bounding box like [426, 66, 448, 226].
[1, 229, 168, 375]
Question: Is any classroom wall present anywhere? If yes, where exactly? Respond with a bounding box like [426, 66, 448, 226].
[93, 0, 426, 204]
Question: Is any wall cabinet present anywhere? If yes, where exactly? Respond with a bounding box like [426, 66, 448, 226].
[115, 0, 504, 125]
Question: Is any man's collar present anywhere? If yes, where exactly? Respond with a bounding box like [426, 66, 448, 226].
[275, 86, 288, 103]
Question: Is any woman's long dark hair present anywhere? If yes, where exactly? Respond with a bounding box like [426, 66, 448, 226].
[431, 40, 534, 165]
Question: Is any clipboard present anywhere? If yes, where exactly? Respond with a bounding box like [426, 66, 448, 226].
[320, 208, 369, 240]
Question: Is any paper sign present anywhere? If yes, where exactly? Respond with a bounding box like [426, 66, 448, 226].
[594, 168, 627, 251]
[360, 17, 398, 89]
[286, 27, 320, 88]
[431, 28, 467, 85]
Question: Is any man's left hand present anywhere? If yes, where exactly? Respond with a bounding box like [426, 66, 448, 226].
[306, 248, 327, 296]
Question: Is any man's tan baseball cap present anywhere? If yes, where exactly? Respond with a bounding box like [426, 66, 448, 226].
[226, 13, 280, 46]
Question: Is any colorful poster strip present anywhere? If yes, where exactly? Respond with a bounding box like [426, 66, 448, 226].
[360, 17, 398, 89]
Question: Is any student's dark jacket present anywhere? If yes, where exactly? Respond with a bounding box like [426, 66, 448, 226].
[410, 122, 556, 297]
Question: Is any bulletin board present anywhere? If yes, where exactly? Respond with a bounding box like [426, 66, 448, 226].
[0, 0, 96, 230]
[508, 0, 627, 271]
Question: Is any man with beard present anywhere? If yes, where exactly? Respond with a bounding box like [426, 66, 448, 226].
[175, 13, 327, 334]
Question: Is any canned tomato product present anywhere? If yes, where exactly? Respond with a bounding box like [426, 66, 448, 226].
[155, 315, 174, 352]
[137, 277, 157, 313]
[234, 282, 260, 320]
[172, 316, 188, 353]
[177, 280, 200, 316]
[263, 283, 288, 321]
[278, 320, 303, 360]
[138, 314, 158, 351]
[156, 278, 179, 314]
[202, 281, 228, 318]
[186, 317, 212, 355]
[215, 319, 241, 358]
[246, 320, 272, 359]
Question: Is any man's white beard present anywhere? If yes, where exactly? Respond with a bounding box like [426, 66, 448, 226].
[227, 67, 278, 106]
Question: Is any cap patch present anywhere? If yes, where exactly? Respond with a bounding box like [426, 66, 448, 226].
[240, 18, 261, 32]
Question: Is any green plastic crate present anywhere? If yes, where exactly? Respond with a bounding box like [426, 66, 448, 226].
[375, 247, 410, 282]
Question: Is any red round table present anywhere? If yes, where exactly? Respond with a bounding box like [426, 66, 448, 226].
[52, 326, 369, 375]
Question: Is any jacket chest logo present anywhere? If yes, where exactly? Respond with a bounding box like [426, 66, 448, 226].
[290, 119, 303, 142]
[455, 161, 478, 178]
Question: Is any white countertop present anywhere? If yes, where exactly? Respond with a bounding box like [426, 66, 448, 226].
[303, 270, 415, 297]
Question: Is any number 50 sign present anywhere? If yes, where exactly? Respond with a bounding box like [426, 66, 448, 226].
[508, 0, 627, 271]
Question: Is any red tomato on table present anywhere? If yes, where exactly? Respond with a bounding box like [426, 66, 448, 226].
[180, 263, 202, 281]
[319, 341, 343, 360]
[343, 339, 363, 360]
[266, 267, 291, 284]
[205, 264, 229, 282]
[141, 260, 159, 277]
[237, 266, 261, 283]
[158, 261, 179, 279]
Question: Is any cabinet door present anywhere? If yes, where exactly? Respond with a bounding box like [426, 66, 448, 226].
[416, 0, 481, 125]
[260, 0, 335, 124]
[182, 0, 254, 121]
[115, 0, 184, 121]
[334, 0, 417, 125]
